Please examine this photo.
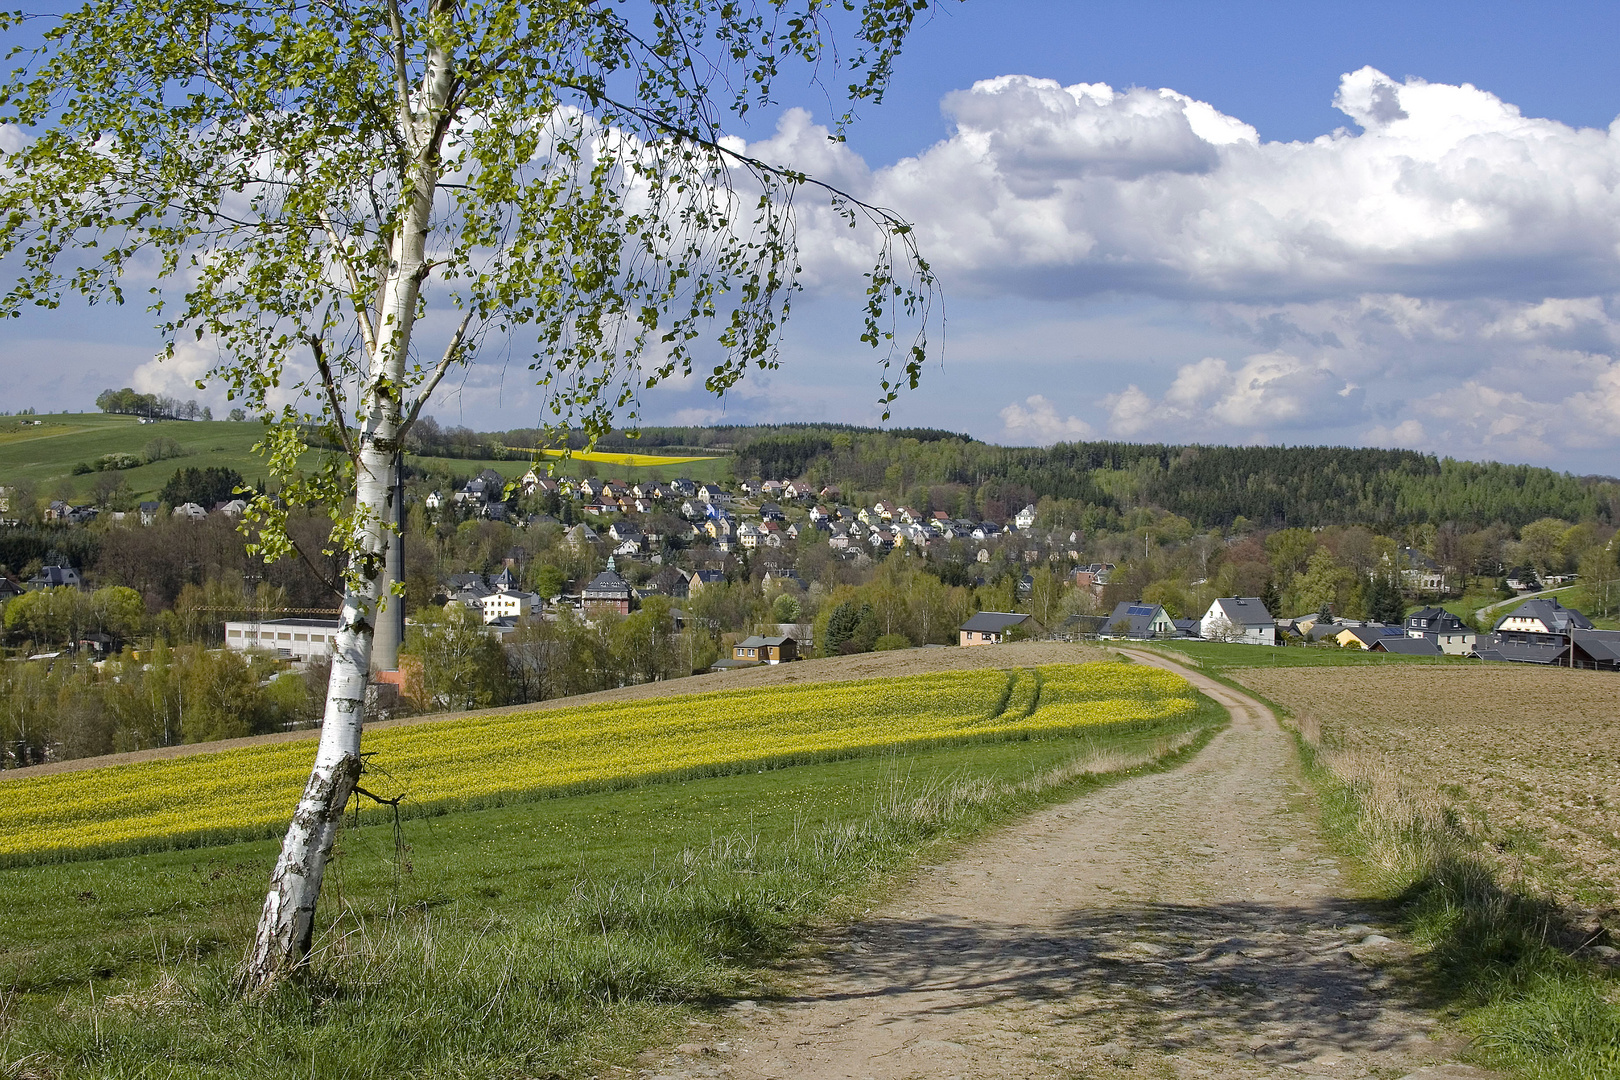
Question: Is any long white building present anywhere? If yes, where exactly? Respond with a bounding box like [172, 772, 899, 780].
[224, 617, 341, 661]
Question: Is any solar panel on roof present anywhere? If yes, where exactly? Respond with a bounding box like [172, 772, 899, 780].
[1127, 605, 1154, 616]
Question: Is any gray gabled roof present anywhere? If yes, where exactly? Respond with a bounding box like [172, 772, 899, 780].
[737, 635, 792, 648]
[1371, 636, 1443, 656]
[1496, 598, 1593, 633]
[1208, 597, 1273, 626]
[960, 611, 1032, 633]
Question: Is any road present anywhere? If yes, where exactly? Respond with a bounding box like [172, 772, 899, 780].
[643, 649, 1492, 1080]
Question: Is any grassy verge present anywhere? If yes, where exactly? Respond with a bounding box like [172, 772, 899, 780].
[1, 697, 1223, 1079]
[1136, 639, 1474, 678]
[1284, 711, 1620, 1079]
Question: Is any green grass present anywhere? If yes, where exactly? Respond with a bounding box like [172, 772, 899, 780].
[0, 413, 737, 502]
[0, 413, 271, 502]
[0, 699, 1223, 1078]
[1135, 639, 1473, 677]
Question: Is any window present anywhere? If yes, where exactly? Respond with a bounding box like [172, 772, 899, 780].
[228, 629, 241, 638]
[294, 633, 307, 641]
[277, 632, 292, 640]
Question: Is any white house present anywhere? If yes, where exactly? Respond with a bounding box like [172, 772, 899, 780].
[1014, 503, 1037, 530]
[1201, 597, 1277, 645]
[478, 589, 537, 623]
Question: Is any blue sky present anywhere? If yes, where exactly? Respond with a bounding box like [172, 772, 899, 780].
[7, 1, 1620, 472]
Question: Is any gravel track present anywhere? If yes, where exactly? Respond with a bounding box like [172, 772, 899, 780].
[643, 649, 1493, 1080]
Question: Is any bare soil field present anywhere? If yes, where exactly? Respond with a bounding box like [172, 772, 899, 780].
[0, 641, 1108, 781]
[1236, 665, 1620, 912]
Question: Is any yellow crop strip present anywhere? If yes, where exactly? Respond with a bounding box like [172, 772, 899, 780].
[0, 662, 1198, 864]
[509, 447, 720, 467]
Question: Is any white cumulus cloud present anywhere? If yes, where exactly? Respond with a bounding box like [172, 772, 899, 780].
[999, 394, 1094, 444]
[1106, 352, 1362, 437]
[766, 67, 1620, 304]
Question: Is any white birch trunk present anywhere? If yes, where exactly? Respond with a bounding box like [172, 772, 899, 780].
[243, 31, 453, 988]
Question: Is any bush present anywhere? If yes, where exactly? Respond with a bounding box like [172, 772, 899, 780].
[71, 461, 92, 475]
[873, 633, 911, 651]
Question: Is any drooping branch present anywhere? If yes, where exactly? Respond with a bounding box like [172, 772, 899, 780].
[400, 309, 474, 441]
[304, 334, 357, 461]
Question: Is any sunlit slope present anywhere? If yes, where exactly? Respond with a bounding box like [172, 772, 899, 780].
[0, 662, 1198, 864]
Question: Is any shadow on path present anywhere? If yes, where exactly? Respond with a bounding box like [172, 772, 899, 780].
[793, 897, 1432, 1062]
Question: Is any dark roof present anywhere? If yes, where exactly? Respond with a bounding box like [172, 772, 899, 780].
[1475, 632, 1570, 665]
[1497, 598, 1593, 633]
[1342, 625, 1405, 646]
[1572, 629, 1620, 665]
[1371, 636, 1443, 656]
[960, 611, 1032, 633]
[737, 635, 792, 648]
[1209, 597, 1273, 626]
[1106, 602, 1171, 639]
[583, 569, 632, 598]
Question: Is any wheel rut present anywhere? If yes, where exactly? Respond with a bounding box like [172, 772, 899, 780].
[644, 649, 1495, 1080]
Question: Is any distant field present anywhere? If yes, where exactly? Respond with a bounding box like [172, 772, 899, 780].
[409, 449, 733, 485]
[0, 413, 270, 501]
[1139, 639, 1471, 677]
[1237, 664, 1620, 910]
[0, 413, 735, 498]
[516, 446, 719, 467]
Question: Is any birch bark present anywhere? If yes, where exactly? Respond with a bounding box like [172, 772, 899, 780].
[243, 26, 452, 987]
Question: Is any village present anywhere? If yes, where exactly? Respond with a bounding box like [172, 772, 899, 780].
[187, 463, 1620, 678]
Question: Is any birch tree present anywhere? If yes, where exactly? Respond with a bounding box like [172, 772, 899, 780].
[0, 0, 938, 988]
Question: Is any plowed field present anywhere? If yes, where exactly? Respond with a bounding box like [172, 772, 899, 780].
[1238, 665, 1620, 909]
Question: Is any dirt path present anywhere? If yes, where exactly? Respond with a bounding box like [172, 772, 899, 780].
[644, 649, 1492, 1080]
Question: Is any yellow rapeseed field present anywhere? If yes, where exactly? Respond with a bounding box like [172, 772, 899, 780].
[512, 447, 719, 467]
[0, 662, 1197, 864]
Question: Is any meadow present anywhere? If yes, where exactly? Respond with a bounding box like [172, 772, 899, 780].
[0, 414, 269, 502]
[1135, 638, 1472, 678]
[0, 413, 736, 502]
[0, 661, 1222, 1079]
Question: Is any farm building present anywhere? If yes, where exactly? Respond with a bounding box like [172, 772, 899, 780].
[1494, 598, 1593, 635]
[1370, 636, 1443, 657]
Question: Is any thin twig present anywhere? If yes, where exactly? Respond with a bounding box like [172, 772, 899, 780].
[400, 309, 474, 439]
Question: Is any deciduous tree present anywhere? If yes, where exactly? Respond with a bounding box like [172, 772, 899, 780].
[2, 0, 938, 986]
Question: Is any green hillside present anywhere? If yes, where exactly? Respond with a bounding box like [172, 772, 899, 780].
[0, 413, 734, 502]
[0, 413, 270, 502]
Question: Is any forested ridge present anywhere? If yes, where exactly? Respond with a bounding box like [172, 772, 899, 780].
[390, 417, 1620, 529]
[722, 430, 1619, 529]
